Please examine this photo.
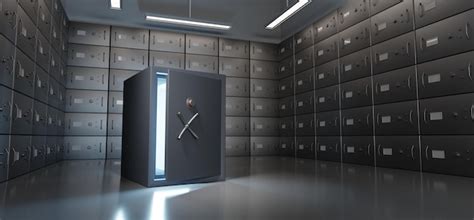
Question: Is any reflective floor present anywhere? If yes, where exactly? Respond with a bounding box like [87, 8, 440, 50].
[1, 157, 474, 220]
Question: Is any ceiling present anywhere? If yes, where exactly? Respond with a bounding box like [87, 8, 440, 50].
[61, 0, 343, 44]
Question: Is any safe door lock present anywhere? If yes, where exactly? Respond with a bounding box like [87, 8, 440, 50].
[177, 112, 199, 140]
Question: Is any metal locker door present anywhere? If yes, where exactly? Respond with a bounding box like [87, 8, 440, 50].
[250, 98, 278, 117]
[36, 32, 51, 72]
[185, 54, 218, 74]
[315, 110, 340, 136]
[225, 78, 249, 97]
[0, 34, 15, 88]
[109, 69, 137, 91]
[106, 136, 122, 159]
[339, 48, 371, 83]
[279, 96, 294, 117]
[418, 52, 474, 99]
[111, 27, 149, 50]
[314, 34, 339, 66]
[278, 76, 294, 98]
[0, 86, 12, 134]
[295, 91, 314, 115]
[33, 101, 48, 135]
[279, 116, 294, 136]
[109, 91, 123, 114]
[315, 60, 339, 89]
[416, 10, 474, 63]
[373, 66, 417, 104]
[251, 117, 279, 136]
[37, 0, 52, 40]
[50, 22, 61, 54]
[420, 93, 474, 135]
[295, 46, 314, 74]
[338, 19, 371, 57]
[371, 0, 403, 15]
[279, 137, 295, 157]
[296, 137, 315, 159]
[278, 56, 294, 79]
[341, 106, 373, 135]
[8, 135, 31, 179]
[341, 76, 372, 109]
[46, 106, 57, 135]
[11, 91, 33, 135]
[250, 42, 278, 61]
[337, 0, 370, 31]
[149, 30, 185, 53]
[65, 113, 107, 135]
[371, 0, 414, 44]
[66, 90, 108, 113]
[421, 136, 474, 177]
[30, 136, 46, 171]
[294, 26, 313, 52]
[342, 136, 374, 166]
[18, 0, 37, 24]
[0, 0, 18, 42]
[64, 136, 106, 159]
[149, 51, 185, 70]
[375, 136, 420, 171]
[295, 68, 314, 94]
[68, 44, 110, 68]
[225, 137, 250, 156]
[226, 97, 250, 116]
[317, 136, 341, 162]
[107, 114, 123, 136]
[372, 32, 415, 74]
[295, 114, 315, 136]
[414, 0, 474, 28]
[313, 11, 338, 43]
[374, 101, 419, 135]
[278, 37, 294, 60]
[225, 116, 250, 136]
[219, 57, 249, 77]
[186, 35, 218, 56]
[68, 22, 110, 46]
[16, 7, 36, 60]
[251, 137, 279, 156]
[219, 38, 249, 58]
[315, 85, 340, 112]
[14, 49, 35, 98]
[110, 47, 148, 71]
[0, 135, 9, 182]
[250, 60, 278, 80]
[251, 79, 278, 98]
[66, 67, 108, 90]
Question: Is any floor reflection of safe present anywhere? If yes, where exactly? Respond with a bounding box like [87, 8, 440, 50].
[121, 67, 226, 187]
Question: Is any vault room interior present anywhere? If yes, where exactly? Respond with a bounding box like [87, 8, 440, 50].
[1, 0, 474, 219]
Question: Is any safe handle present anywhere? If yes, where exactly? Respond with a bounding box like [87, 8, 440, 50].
[471, 105, 474, 120]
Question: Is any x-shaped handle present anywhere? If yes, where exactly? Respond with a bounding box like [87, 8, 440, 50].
[177, 112, 199, 140]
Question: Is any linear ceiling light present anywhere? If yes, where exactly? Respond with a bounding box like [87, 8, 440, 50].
[266, 0, 311, 29]
[110, 0, 121, 10]
[146, 16, 231, 30]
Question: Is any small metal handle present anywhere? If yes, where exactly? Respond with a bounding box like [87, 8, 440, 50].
[364, 56, 369, 67]
[375, 83, 379, 95]
[466, 22, 471, 40]
[406, 42, 411, 56]
[374, 53, 379, 65]
[409, 110, 413, 124]
[419, 3, 424, 17]
[367, 144, 371, 156]
[376, 113, 380, 125]
[468, 63, 472, 80]
[366, 114, 370, 125]
[421, 73, 426, 87]
[408, 75, 412, 89]
[365, 85, 369, 96]
[405, 9, 410, 23]
[411, 145, 415, 160]
[377, 144, 381, 156]
[425, 146, 429, 159]
[471, 105, 474, 120]
[420, 38, 425, 52]
[423, 109, 428, 124]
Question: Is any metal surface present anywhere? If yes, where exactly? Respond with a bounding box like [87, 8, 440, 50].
[16, 6, 37, 60]
[316, 136, 341, 162]
[11, 92, 33, 135]
[107, 114, 123, 136]
[0, 34, 15, 88]
[110, 47, 149, 71]
[296, 136, 315, 159]
[278, 56, 294, 79]
[106, 136, 122, 159]
[295, 68, 314, 94]
[250, 137, 279, 156]
[373, 66, 417, 104]
[66, 90, 108, 113]
[68, 22, 111, 46]
[278, 76, 294, 98]
[294, 26, 313, 53]
[149, 30, 185, 53]
[279, 96, 294, 117]
[68, 44, 110, 68]
[340, 76, 372, 109]
[315, 110, 340, 136]
[250, 42, 278, 61]
[295, 91, 314, 115]
[315, 84, 340, 112]
[64, 136, 106, 159]
[372, 31, 415, 74]
[313, 11, 338, 43]
[295, 114, 315, 136]
[279, 116, 295, 136]
[219, 57, 249, 78]
[65, 113, 107, 136]
[109, 69, 138, 92]
[315, 59, 339, 89]
[219, 38, 249, 58]
[250, 117, 279, 136]
[314, 34, 339, 66]
[0, 86, 12, 134]
[225, 77, 249, 97]
[342, 136, 374, 166]
[149, 51, 185, 70]
[108, 92, 124, 114]
[375, 136, 420, 171]
[185, 54, 218, 74]
[374, 101, 419, 135]
[414, 0, 474, 28]
[66, 67, 109, 91]
[250, 60, 278, 80]
[278, 37, 294, 60]
[294, 46, 314, 74]
[341, 106, 373, 136]
[0, 0, 18, 42]
[371, 0, 414, 44]
[251, 79, 278, 98]
[338, 19, 370, 57]
[225, 137, 250, 156]
[250, 98, 278, 117]
[186, 34, 218, 56]
[111, 26, 149, 50]
[339, 48, 371, 83]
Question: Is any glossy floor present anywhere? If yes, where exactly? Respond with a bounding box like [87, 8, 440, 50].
[1, 157, 474, 220]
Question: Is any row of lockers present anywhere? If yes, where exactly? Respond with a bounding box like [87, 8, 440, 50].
[225, 136, 280, 156]
[63, 113, 122, 136]
[277, 135, 474, 177]
[68, 22, 279, 60]
[278, 0, 474, 60]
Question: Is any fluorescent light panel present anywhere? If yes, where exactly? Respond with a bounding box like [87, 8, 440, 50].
[266, 0, 311, 29]
[146, 16, 231, 30]
[110, 0, 121, 10]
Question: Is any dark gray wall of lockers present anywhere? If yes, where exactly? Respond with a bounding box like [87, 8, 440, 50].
[0, 0, 69, 182]
[277, 0, 474, 177]
[66, 22, 281, 159]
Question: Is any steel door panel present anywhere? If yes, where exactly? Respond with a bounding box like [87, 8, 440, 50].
[279, 96, 294, 117]
[185, 54, 218, 74]
[18, 0, 37, 24]
[50, 0, 63, 25]
[371, 0, 414, 44]
[66, 90, 108, 113]
[108, 91, 123, 114]
[315, 111, 340, 136]
[106, 136, 122, 159]
[295, 26, 313, 52]
[226, 97, 250, 116]
[107, 114, 123, 136]
[33, 101, 48, 135]
[371, 0, 403, 15]
[111, 27, 149, 50]
[225, 137, 250, 156]
[66, 67, 108, 90]
[420, 93, 474, 135]
[414, 0, 474, 28]
[296, 136, 315, 159]
[37, 0, 52, 39]
[149, 30, 185, 53]
[0, 0, 18, 42]
[65, 113, 107, 135]
[315, 85, 340, 112]
[16, 7, 36, 59]
[46, 106, 58, 135]
[0, 34, 15, 88]
[219, 57, 249, 77]
[375, 136, 420, 171]
[250, 98, 278, 117]
[341, 106, 373, 135]
[337, 0, 370, 31]
[149, 51, 184, 70]
[251, 137, 279, 156]
[342, 136, 374, 165]
[313, 11, 338, 43]
[279, 116, 294, 136]
[315, 60, 339, 89]
[109, 69, 137, 91]
[8, 135, 31, 178]
[68, 44, 110, 68]
[68, 22, 110, 46]
[338, 19, 371, 57]
[30, 136, 46, 171]
[226, 116, 250, 136]
[278, 56, 294, 79]
[36, 32, 51, 71]
[374, 101, 419, 135]
[373, 66, 417, 104]
[278, 37, 294, 60]
[341, 77, 372, 109]
[295, 68, 314, 94]
[295, 46, 314, 74]
[219, 38, 249, 58]
[340, 48, 371, 83]
[295, 114, 315, 136]
[0, 135, 9, 182]
[0, 86, 12, 134]
[317, 136, 341, 162]
[251, 79, 278, 98]
[314, 34, 339, 65]
[13, 49, 35, 98]
[225, 77, 249, 97]
[372, 32, 415, 74]
[279, 137, 295, 157]
[250, 117, 279, 136]
[64, 136, 106, 159]
[11, 92, 33, 135]
[110, 47, 148, 71]
[50, 22, 61, 53]
[278, 76, 294, 98]
[250, 60, 278, 80]
[186, 35, 218, 56]
[250, 42, 278, 61]
[295, 91, 315, 115]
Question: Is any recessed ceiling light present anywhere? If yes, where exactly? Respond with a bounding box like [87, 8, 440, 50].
[266, 0, 311, 30]
[146, 16, 231, 30]
[110, 0, 121, 10]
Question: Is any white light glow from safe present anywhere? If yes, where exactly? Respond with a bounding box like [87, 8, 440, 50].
[155, 74, 167, 178]
[266, 0, 311, 29]
[110, 0, 121, 10]
[150, 187, 192, 220]
[146, 16, 231, 30]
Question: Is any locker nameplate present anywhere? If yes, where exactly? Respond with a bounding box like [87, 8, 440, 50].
[317, 27, 323, 32]
[191, 62, 199, 67]
[33, 149, 38, 157]
[319, 121, 326, 127]
[280, 66, 286, 72]
[16, 109, 22, 119]
[224, 64, 232, 70]
[256, 67, 263, 72]
[281, 124, 286, 129]
[281, 85, 286, 91]
[319, 97, 325, 103]
[281, 144, 287, 149]
[39, 46, 44, 54]
[432, 150, 445, 159]
[116, 100, 123, 105]
[383, 148, 393, 156]
[380, 84, 390, 92]
[429, 112, 443, 121]
[298, 123, 304, 128]
[256, 144, 263, 149]
[345, 91, 353, 98]
[74, 75, 85, 81]
[320, 145, 327, 151]
[37, 79, 42, 88]
[347, 146, 355, 153]
[14, 151, 19, 161]
[379, 53, 389, 61]
[318, 73, 325, 79]
[280, 48, 285, 53]
[297, 38, 302, 44]
[298, 101, 304, 107]
[317, 50, 324, 56]
[343, 11, 350, 18]
[256, 86, 263, 91]
[256, 105, 263, 110]
[256, 48, 263, 53]
[346, 119, 354, 125]
[72, 121, 83, 127]
[297, 59, 303, 65]
[344, 38, 351, 45]
[344, 64, 352, 72]
[191, 42, 200, 47]
[76, 53, 85, 58]
[77, 30, 86, 36]
[117, 34, 126, 40]
[156, 39, 165, 44]
[35, 113, 40, 122]
[155, 59, 165, 65]
[73, 98, 84, 104]
[297, 80, 303, 86]
[256, 124, 263, 129]
[377, 22, 387, 31]
[72, 145, 81, 151]
[299, 144, 304, 150]
[381, 116, 391, 124]
[117, 56, 125, 61]
[226, 104, 232, 108]
[281, 104, 286, 110]
[426, 37, 439, 48]
[428, 74, 441, 83]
